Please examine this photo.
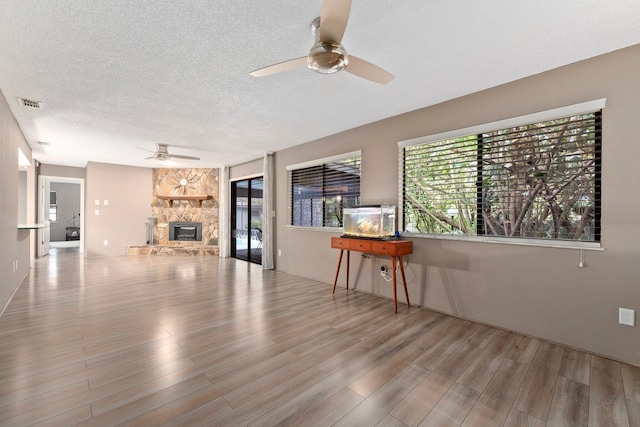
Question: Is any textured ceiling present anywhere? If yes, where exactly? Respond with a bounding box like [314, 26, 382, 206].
[1, 0, 639, 168]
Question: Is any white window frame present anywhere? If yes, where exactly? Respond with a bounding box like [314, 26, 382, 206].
[398, 99, 606, 250]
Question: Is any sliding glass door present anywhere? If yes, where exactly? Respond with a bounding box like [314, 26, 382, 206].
[231, 178, 263, 264]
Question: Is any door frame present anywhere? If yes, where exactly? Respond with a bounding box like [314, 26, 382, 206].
[38, 175, 85, 256]
[230, 175, 263, 264]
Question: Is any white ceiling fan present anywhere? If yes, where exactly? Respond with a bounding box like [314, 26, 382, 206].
[137, 144, 200, 161]
[250, 0, 394, 85]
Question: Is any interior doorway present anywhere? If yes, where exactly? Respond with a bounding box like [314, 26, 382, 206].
[231, 177, 263, 264]
[38, 176, 84, 256]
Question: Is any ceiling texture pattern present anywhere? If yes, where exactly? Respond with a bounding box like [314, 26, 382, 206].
[1, 0, 639, 168]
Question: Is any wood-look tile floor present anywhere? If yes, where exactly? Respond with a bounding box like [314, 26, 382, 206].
[1, 248, 639, 426]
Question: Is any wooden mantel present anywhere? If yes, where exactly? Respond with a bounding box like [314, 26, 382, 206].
[155, 194, 213, 207]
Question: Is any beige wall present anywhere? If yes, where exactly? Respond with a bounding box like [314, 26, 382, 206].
[274, 45, 640, 366]
[40, 163, 86, 179]
[85, 162, 151, 257]
[0, 91, 35, 313]
[230, 157, 263, 180]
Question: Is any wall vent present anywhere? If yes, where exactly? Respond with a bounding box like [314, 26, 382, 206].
[18, 97, 42, 108]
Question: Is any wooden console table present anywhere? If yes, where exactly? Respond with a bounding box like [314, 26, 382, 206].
[331, 236, 413, 312]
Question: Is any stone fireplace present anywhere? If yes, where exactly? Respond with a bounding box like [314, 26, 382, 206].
[127, 168, 220, 256]
[151, 168, 218, 246]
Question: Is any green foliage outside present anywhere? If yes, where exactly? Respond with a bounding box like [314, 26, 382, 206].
[403, 113, 599, 241]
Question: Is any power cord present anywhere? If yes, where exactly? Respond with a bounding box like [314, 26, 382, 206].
[380, 265, 393, 282]
[380, 258, 414, 283]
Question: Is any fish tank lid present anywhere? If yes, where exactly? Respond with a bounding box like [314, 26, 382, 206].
[345, 204, 395, 208]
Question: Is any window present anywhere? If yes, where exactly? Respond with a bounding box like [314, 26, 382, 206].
[400, 101, 602, 244]
[287, 151, 361, 228]
[49, 191, 58, 222]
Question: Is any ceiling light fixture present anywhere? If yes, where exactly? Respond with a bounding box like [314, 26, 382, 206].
[307, 41, 348, 74]
[306, 16, 348, 75]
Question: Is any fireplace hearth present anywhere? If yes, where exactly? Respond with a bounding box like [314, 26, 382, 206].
[169, 222, 203, 242]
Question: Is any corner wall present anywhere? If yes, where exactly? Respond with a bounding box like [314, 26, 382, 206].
[275, 45, 640, 366]
[0, 91, 34, 313]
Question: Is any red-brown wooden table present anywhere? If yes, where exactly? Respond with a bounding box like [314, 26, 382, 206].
[331, 237, 413, 312]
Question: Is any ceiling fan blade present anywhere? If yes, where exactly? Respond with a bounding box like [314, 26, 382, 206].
[250, 57, 307, 77]
[170, 154, 200, 161]
[136, 146, 155, 153]
[345, 55, 394, 84]
[319, 0, 352, 44]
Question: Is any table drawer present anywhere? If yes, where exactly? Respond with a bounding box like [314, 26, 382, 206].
[370, 240, 413, 256]
[331, 237, 350, 249]
[331, 237, 372, 252]
[350, 240, 372, 252]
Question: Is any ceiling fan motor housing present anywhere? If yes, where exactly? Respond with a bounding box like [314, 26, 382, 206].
[307, 41, 348, 74]
[155, 144, 170, 160]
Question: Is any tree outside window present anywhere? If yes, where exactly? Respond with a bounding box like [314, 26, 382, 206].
[402, 112, 601, 242]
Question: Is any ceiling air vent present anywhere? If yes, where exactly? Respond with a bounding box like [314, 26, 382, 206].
[18, 97, 42, 108]
[37, 141, 50, 146]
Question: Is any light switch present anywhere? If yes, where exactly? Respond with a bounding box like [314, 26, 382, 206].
[103, 200, 109, 206]
[95, 209, 100, 215]
[95, 200, 100, 206]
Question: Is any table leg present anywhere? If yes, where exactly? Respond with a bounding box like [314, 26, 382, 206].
[399, 256, 410, 308]
[332, 249, 343, 294]
[346, 251, 350, 290]
[391, 256, 398, 313]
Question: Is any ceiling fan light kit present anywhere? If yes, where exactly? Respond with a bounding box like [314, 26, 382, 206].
[307, 41, 348, 74]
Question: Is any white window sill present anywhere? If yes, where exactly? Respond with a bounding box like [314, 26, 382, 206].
[402, 232, 603, 251]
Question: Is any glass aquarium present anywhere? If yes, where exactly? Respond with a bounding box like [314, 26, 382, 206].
[342, 205, 396, 239]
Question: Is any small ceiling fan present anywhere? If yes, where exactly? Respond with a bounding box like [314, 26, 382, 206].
[250, 0, 394, 85]
[137, 144, 200, 161]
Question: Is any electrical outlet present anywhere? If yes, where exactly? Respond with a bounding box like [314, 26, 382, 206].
[619, 308, 635, 326]
[103, 240, 109, 246]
